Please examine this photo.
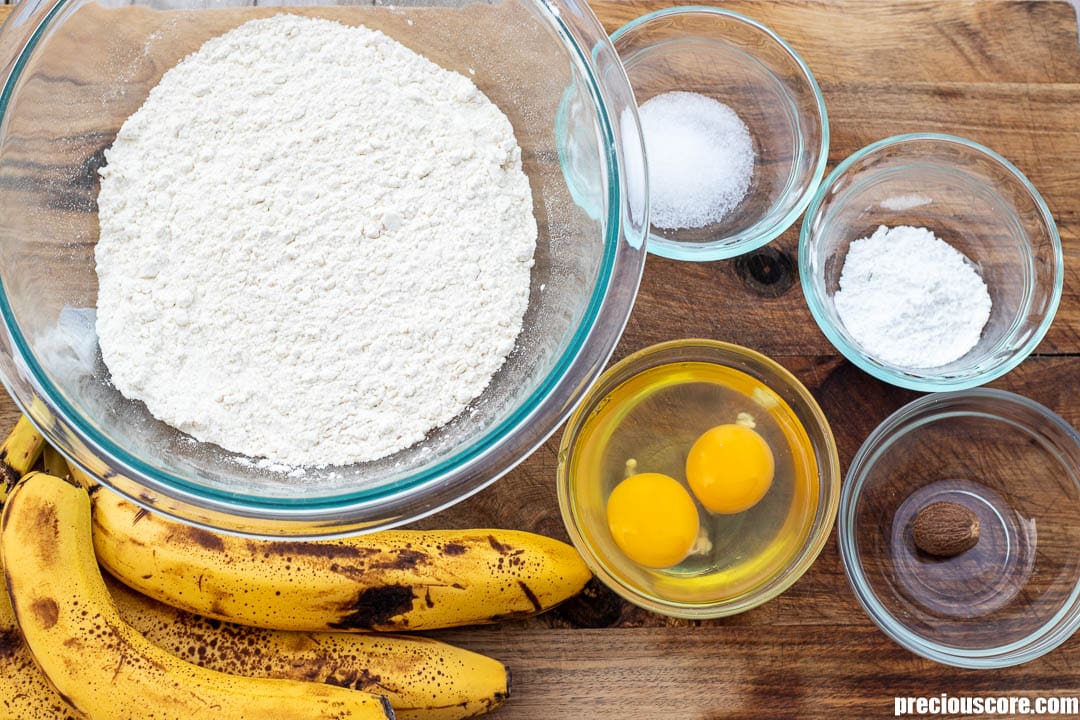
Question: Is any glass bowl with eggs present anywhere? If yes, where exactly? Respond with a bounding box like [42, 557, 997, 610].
[557, 339, 841, 617]
[0, 0, 647, 536]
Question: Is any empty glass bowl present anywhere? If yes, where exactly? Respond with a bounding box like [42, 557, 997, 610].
[800, 133, 1062, 391]
[557, 339, 840, 617]
[611, 6, 828, 261]
[840, 390, 1080, 668]
[0, 0, 647, 536]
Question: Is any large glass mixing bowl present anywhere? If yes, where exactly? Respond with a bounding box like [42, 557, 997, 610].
[0, 0, 647, 536]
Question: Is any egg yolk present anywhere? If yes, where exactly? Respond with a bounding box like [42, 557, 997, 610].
[606, 472, 699, 569]
[686, 424, 774, 514]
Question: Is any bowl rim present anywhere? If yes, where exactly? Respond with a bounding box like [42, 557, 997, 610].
[557, 337, 841, 618]
[610, 5, 830, 262]
[798, 132, 1064, 392]
[838, 388, 1080, 668]
[0, 0, 648, 535]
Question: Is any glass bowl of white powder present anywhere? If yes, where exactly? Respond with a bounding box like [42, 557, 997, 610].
[0, 0, 648, 535]
[611, 6, 828, 261]
[799, 133, 1062, 391]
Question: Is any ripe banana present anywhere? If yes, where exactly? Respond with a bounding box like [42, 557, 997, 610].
[2, 471, 394, 720]
[108, 576, 510, 720]
[87, 471, 591, 632]
[0, 419, 505, 720]
[0, 414, 44, 495]
[0, 422, 81, 719]
[0, 532, 84, 719]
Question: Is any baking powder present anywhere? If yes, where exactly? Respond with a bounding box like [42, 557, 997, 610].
[833, 225, 992, 369]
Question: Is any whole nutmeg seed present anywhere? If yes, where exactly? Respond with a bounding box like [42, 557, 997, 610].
[912, 501, 980, 557]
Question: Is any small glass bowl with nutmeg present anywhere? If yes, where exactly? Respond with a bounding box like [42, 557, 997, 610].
[839, 389, 1080, 668]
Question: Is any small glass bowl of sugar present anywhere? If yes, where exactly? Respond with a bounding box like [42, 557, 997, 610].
[611, 6, 828, 261]
[799, 133, 1062, 391]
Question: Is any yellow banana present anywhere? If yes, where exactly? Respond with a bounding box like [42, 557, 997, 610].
[108, 576, 510, 720]
[0, 420, 505, 720]
[0, 419, 83, 718]
[85, 469, 591, 632]
[0, 415, 44, 497]
[0, 533, 84, 719]
[2, 471, 394, 720]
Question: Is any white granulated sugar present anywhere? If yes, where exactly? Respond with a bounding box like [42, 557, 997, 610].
[639, 91, 754, 230]
[95, 15, 536, 466]
[834, 225, 992, 369]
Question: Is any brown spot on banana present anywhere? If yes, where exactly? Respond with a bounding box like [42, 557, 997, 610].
[0, 463, 18, 500]
[486, 535, 512, 555]
[516, 581, 542, 613]
[31, 503, 60, 564]
[330, 585, 416, 631]
[442, 543, 467, 556]
[182, 527, 225, 553]
[49, 689, 82, 719]
[30, 598, 59, 629]
[477, 679, 512, 713]
[258, 541, 380, 561]
[324, 668, 384, 693]
[0, 627, 21, 660]
[368, 549, 429, 572]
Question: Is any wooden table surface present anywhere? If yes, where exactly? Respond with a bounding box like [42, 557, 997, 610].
[4, 0, 1080, 718]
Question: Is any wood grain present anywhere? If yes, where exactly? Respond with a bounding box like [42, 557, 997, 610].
[2, 1, 1080, 718]
[426, 625, 1080, 720]
[591, 0, 1080, 84]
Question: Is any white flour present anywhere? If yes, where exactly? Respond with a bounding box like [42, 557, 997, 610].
[95, 15, 536, 466]
[833, 225, 992, 369]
